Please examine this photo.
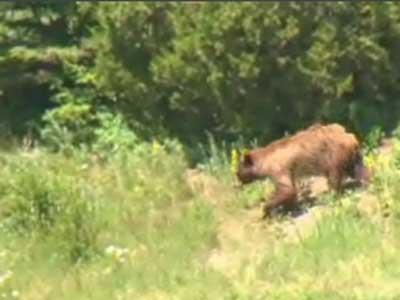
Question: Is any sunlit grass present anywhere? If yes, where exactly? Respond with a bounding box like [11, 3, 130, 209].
[0, 136, 400, 299]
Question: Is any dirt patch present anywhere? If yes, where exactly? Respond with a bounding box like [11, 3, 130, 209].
[357, 193, 380, 219]
[206, 204, 269, 277]
[185, 169, 233, 206]
[205, 201, 331, 275]
[185, 169, 334, 275]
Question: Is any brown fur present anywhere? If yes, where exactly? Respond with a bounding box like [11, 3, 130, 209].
[236, 123, 371, 218]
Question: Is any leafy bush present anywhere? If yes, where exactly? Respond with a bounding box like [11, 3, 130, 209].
[92, 112, 140, 156]
[363, 126, 384, 154]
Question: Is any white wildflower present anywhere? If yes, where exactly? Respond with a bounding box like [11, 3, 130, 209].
[0, 270, 13, 286]
[105, 245, 129, 263]
[11, 290, 19, 298]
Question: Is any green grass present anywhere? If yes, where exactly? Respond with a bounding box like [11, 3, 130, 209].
[0, 138, 400, 299]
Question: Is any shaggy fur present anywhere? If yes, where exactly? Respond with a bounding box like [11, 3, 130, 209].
[236, 123, 371, 218]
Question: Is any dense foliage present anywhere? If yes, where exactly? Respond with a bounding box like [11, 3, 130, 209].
[2, 2, 400, 146]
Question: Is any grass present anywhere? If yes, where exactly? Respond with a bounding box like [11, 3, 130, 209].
[0, 137, 400, 299]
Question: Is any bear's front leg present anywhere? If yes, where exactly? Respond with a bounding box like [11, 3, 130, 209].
[262, 174, 297, 219]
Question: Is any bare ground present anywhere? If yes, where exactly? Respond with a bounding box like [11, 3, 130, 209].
[185, 170, 333, 276]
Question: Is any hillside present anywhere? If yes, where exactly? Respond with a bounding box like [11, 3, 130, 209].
[0, 137, 399, 300]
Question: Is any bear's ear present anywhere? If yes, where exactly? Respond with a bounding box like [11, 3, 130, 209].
[242, 153, 253, 166]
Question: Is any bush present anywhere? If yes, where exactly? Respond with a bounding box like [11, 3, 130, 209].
[362, 126, 384, 155]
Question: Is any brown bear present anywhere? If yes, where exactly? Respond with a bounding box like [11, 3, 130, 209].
[236, 123, 371, 218]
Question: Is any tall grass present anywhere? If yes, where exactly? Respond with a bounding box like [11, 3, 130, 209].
[0, 132, 400, 299]
[0, 138, 224, 299]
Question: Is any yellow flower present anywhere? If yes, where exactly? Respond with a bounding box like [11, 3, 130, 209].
[152, 140, 162, 155]
[231, 149, 239, 174]
[364, 154, 376, 170]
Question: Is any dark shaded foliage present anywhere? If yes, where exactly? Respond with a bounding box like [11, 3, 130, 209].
[2, 2, 400, 145]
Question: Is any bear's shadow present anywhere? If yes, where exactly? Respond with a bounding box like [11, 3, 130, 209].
[268, 179, 363, 218]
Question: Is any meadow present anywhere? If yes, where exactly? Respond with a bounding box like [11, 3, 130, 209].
[0, 133, 400, 300]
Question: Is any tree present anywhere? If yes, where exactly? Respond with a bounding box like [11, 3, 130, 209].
[0, 3, 97, 136]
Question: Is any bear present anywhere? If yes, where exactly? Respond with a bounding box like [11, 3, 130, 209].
[236, 123, 371, 218]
